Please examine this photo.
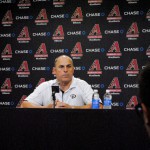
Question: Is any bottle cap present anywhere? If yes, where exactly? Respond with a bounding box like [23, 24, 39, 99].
[93, 89, 98, 93]
[106, 89, 110, 93]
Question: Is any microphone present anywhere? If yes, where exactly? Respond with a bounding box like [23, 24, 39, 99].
[52, 86, 59, 108]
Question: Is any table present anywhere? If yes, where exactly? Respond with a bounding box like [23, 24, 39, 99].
[0, 109, 150, 150]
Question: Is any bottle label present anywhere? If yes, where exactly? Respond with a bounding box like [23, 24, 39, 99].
[92, 99, 99, 109]
[103, 98, 112, 107]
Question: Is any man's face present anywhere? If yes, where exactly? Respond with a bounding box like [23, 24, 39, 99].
[53, 56, 74, 84]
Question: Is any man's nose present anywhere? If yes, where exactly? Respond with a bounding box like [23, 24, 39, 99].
[64, 66, 68, 72]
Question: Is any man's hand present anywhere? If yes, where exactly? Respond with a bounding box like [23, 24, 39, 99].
[55, 100, 72, 108]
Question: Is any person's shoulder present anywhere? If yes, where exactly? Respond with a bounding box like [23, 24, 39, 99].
[74, 77, 89, 85]
[37, 79, 56, 88]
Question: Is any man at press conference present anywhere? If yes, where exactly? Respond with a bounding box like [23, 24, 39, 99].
[21, 55, 94, 109]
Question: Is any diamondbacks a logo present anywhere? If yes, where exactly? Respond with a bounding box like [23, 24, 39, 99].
[36, 78, 45, 87]
[1, 44, 12, 60]
[88, 0, 103, 6]
[106, 41, 122, 58]
[17, 26, 31, 43]
[126, 22, 139, 39]
[16, 61, 30, 76]
[107, 5, 122, 22]
[1, 78, 12, 93]
[2, 10, 13, 26]
[126, 59, 139, 76]
[71, 7, 83, 24]
[35, 9, 49, 25]
[17, 0, 31, 8]
[16, 95, 27, 108]
[71, 42, 83, 59]
[146, 9, 150, 21]
[146, 45, 150, 58]
[52, 25, 64, 42]
[88, 24, 102, 41]
[34, 43, 48, 60]
[108, 77, 121, 93]
[53, 0, 65, 7]
[87, 59, 102, 76]
[126, 96, 138, 110]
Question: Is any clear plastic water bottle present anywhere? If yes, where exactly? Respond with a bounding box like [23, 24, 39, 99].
[103, 90, 112, 109]
[92, 89, 100, 109]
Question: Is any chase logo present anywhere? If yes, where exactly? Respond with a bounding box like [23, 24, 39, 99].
[32, 32, 50, 37]
[74, 66, 85, 71]
[51, 14, 69, 19]
[32, 67, 50, 71]
[0, 0, 15, 3]
[70, 94, 76, 99]
[67, 31, 86, 36]
[91, 84, 105, 89]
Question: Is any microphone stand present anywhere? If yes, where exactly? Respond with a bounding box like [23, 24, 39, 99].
[52, 92, 56, 109]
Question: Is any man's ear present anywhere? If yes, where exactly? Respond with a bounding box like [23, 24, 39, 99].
[141, 103, 150, 125]
[52, 67, 56, 75]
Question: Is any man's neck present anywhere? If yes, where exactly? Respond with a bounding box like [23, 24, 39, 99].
[59, 80, 72, 92]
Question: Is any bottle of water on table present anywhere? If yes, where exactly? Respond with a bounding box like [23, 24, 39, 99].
[103, 90, 112, 109]
[92, 89, 100, 109]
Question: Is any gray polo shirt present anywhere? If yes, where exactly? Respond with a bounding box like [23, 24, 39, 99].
[25, 77, 94, 106]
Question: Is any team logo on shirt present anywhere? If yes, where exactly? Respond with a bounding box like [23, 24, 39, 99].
[106, 41, 122, 58]
[107, 5, 122, 22]
[71, 7, 83, 24]
[70, 94, 76, 99]
[126, 59, 139, 76]
[126, 22, 139, 40]
[126, 96, 138, 110]
[1, 10, 13, 26]
[1, 44, 12, 60]
[1, 78, 12, 94]
[71, 42, 83, 59]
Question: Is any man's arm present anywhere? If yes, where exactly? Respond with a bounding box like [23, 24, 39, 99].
[55, 101, 92, 109]
[21, 101, 53, 108]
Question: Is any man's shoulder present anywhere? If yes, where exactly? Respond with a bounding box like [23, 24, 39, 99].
[74, 77, 89, 86]
[38, 79, 57, 88]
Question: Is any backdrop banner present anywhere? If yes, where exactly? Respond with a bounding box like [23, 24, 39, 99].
[0, 0, 149, 109]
